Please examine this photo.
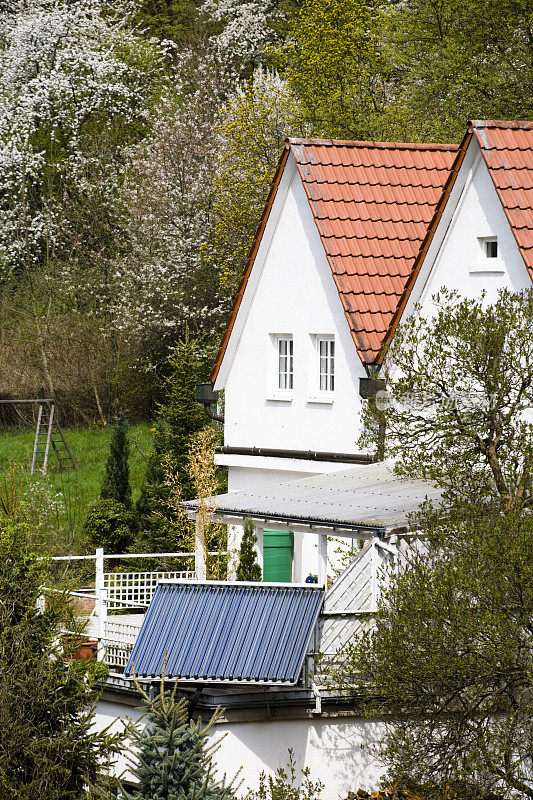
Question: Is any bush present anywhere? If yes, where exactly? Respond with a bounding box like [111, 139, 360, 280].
[248, 750, 324, 800]
[83, 498, 136, 553]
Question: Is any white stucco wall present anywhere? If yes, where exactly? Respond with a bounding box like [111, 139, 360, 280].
[95, 699, 388, 799]
[212, 716, 387, 798]
[409, 142, 532, 314]
[226, 465, 318, 491]
[220, 156, 367, 458]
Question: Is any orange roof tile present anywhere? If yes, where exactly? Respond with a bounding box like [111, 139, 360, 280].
[290, 138, 457, 362]
[471, 121, 533, 281]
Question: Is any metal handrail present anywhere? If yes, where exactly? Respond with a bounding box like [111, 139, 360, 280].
[51, 551, 224, 561]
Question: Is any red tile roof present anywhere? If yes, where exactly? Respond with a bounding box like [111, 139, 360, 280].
[210, 138, 457, 380]
[210, 122, 533, 384]
[290, 139, 458, 363]
[472, 120, 533, 280]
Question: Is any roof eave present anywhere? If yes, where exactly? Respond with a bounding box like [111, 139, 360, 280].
[373, 129, 474, 366]
[471, 124, 533, 285]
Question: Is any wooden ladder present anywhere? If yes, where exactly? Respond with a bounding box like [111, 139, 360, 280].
[31, 401, 77, 475]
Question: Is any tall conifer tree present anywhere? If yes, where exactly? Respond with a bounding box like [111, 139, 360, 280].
[236, 518, 261, 581]
[101, 413, 132, 509]
[136, 336, 207, 549]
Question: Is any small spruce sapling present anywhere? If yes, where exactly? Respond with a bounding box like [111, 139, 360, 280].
[124, 675, 236, 800]
[236, 518, 261, 581]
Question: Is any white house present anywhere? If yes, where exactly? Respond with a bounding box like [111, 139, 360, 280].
[210, 138, 458, 487]
[94, 120, 533, 797]
[203, 119, 533, 581]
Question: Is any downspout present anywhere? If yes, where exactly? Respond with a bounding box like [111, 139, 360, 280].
[195, 383, 224, 424]
[359, 364, 387, 461]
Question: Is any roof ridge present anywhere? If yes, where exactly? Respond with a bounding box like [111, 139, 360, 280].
[288, 137, 458, 151]
[470, 119, 533, 130]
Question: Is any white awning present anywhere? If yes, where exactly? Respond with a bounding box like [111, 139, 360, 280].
[182, 460, 442, 534]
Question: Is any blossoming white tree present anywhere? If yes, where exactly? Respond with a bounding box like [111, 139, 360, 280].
[0, 0, 163, 405]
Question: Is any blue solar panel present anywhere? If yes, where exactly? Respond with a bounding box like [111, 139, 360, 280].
[125, 582, 324, 684]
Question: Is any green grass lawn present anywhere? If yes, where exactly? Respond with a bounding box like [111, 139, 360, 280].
[0, 423, 153, 553]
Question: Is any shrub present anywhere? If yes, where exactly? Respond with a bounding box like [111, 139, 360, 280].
[248, 750, 324, 800]
[83, 498, 136, 553]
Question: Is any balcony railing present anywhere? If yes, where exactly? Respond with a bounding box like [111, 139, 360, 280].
[50, 549, 205, 672]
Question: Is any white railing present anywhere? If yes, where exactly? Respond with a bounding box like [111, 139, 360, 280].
[104, 570, 195, 609]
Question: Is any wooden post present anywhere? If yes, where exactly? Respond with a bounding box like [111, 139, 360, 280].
[97, 588, 107, 662]
[30, 402, 43, 475]
[371, 534, 379, 610]
[95, 548, 106, 661]
[293, 530, 302, 583]
[95, 548, 104, 593]
[42, 402, 54, 474]
[318, 533, 327, 585]
[195, 515, 206, 580]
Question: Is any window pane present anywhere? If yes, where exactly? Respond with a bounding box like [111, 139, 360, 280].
[318, 338, 334, 392]
[288, 339, 293, 389]
[278, 338, 292, 390]
[486, 240, 498, 258]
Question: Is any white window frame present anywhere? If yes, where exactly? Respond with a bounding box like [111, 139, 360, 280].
[268, 335, 294, 400]
[318, 337, 335, 392]
[470, 236, 504, 275]
[278, 336, 293, 391]
[481, 236, 498, 258]
[308, 335, 335, 402]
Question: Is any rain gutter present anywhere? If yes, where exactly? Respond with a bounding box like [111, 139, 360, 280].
[215, 446, 373, 464]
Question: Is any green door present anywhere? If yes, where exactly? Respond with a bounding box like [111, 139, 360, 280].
[263, 530, 294, 582]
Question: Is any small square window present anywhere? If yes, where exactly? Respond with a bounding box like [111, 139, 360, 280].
[277, 337, 293, 390]
[485, 239, 498, 258]
[318, 338, 334, 392]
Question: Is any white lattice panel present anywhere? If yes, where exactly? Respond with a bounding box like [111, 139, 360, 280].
[104, 570, 195, 609]
[104, 641, 133, 670]
[103, 617, 143, 670]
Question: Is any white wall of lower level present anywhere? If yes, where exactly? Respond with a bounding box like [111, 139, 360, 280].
[212, 716, 388, 798]
[95, 700, 388, 799]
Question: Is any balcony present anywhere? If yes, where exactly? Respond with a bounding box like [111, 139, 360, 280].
[52, 549, 200, 673]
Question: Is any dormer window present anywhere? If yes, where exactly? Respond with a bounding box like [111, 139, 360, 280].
[278, 337, 293, 390]
[485, 238, 498, 258]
